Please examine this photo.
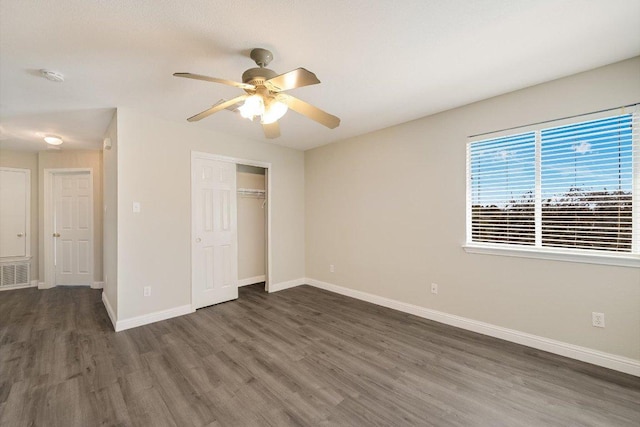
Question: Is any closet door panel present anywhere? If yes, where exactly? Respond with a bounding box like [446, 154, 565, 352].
[0, 169, 28, 258]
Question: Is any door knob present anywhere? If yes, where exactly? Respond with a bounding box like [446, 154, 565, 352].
[53, 233, 61, 237]
[195, 237, 201, 243]
[17, 233, 24, 237]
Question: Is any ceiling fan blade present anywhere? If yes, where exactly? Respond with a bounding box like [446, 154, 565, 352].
[174, 72, 255, 90]
[211, 98, 244, 112]
[262, 121, 280, 139]
[264, 68, 320, 92]
[187, 95, 249, 122]
[278, 94, 340, 129]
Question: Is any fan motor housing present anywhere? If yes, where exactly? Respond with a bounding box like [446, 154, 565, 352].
[242, 67, 277, 86]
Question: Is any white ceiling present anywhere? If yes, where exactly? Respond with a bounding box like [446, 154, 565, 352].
[1, 0, 639, 152]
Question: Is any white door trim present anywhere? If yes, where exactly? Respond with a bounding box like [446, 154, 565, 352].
[43, 168, 94, 289]
[191, 151, 272, 310]
[0, 167, 31, 261]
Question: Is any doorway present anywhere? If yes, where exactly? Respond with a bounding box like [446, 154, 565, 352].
[236, 164, 267, 288]
[191, 152, 271, 310]
[44, 169, 94, 287]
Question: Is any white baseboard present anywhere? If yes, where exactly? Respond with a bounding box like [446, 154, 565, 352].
[238, 275, 266, 287]
[101, 291, 194, 332]
[38, 281, 54, 289]
[304, 278, 640, 377]
[102, 291, 117, 331]
[0, 281, 38, 291]
[268, 277, 306, 293]
[38, 281, 103, 289]
[115, 304, 194, 332]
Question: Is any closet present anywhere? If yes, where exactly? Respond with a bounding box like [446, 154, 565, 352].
[0, 167, 31, 288]
[236, 164, 266, 287]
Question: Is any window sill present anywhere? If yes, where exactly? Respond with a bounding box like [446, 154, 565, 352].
[462, 244, 639, 268]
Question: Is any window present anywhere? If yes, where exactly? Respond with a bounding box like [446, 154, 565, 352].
[466, 108, 639, 266]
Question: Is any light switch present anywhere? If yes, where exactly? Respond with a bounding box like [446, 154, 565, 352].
[133, 202, 141, 213]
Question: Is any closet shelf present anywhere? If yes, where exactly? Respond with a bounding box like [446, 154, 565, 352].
[237, 188, 265, 198]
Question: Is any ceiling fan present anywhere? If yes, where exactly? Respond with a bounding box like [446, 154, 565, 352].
[174, 48, 340, 139]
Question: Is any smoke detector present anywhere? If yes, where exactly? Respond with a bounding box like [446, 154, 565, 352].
[40, 69, 64, 82]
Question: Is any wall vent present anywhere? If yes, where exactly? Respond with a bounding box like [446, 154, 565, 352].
[0, 262, 30, 288]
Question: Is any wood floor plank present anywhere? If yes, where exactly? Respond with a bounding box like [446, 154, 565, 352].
[1, 284, 639, 426]
[89, 381, 134, 426]
[38, 376, 95, 426]
[117, 370, 177, 427]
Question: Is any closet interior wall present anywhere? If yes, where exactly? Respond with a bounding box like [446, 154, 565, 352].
[236, 165, 266, 286]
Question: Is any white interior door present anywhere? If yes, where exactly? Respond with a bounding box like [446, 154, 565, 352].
[53, 172, 93, 286]
[192, 157, 238, 309]
[0, 169, 29, 258]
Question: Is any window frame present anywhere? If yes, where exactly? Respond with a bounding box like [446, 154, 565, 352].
[464, 107, 640, 268]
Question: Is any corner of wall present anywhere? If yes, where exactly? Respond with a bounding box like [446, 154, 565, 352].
[103, 110, 119, 320]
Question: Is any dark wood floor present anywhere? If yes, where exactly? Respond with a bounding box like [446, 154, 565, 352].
[1, 284, 639, 426]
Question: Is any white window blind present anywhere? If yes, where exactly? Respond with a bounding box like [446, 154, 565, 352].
[540, 115, 634, 252]
[468, 132, 536, 245]
[467, 108, 639, 259]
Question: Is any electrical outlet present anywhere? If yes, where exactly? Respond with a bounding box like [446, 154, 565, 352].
[143, 286, 151, 297]
[592, 312, 605, 328]
[431, 283, 438, 294]
[329, 264, 335, 273]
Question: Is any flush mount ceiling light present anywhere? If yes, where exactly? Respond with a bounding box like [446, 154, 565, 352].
[40, 69, 64, 82]
[174, 48, 340, 139]
[44, 135, 63, 145]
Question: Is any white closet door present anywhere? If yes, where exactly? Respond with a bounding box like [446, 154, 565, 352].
[0, 169, 29, 258]
[192, 157, 238, 309]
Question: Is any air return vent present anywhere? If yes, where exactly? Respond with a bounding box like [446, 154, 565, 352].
[0, 262, 30, 288]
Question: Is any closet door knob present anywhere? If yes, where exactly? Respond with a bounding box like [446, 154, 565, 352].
[17, 233, 24, 237]
[195, 237, 202, 243]
[53, 233, 61, 237]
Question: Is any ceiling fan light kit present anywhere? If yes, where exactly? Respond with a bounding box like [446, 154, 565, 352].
[238, 94, 264, 119]
[261, 99, 288, 124]
[237, 92, 289, 125]
[174, 48, 340, 138]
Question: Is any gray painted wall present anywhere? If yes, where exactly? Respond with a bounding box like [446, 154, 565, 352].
[305, 57, 640, 360]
